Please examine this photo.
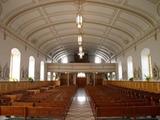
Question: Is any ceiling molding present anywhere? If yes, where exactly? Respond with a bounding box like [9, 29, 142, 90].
[14, 10, 141, 36]
[86, 0, 155, 26]
[39, 33, 123, 50]
[0, 0, 157, 62]
[41, 38, 122, 57]
[115, 25, 160, 58]
[46, 42, 114, 54]
[25, 21, 135, 41]
[4, 0, 155, 27]
[0, 23, 52, 59]
[47, 42, 116, 58]
[52, 48, 110, 62]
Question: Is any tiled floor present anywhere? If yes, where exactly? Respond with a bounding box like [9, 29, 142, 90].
[65, 88, 95, 120]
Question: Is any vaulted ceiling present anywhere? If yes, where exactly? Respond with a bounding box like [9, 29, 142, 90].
[0, 0, 160, 62]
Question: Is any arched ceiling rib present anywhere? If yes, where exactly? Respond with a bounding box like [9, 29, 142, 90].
[39, 34, 123, 50]
[0, 0, 159, 62]
[50, 45, 112, 58]
[52, 47, 110, 63]
[14, 11, 143, 37]
[86, 0, 155, 26]
[45, 42, 118, 57]
[25, 21, 135, 41]
[33, 27, 129, 49]
[4, 0, 155, 26]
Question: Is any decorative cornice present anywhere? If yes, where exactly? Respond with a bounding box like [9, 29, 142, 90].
[0, 23, 52, 60]
[113, 25, 160, 59]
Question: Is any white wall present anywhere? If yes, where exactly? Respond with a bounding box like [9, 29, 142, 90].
[117, 32, 160, 80]
[0, 31, 47, 81]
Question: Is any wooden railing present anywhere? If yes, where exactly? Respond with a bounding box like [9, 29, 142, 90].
[0, 81, 60, 94]
[103, 80, 160, 93]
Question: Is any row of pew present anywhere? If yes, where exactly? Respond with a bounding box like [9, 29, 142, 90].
[85, 85, 160, 120]
[0, 85, 77, 120]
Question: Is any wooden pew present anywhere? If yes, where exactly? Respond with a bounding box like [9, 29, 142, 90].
[0, 85, 77, 119]
[96, 106, 160, 119]
[0, 106, 66, 120]
[12, 102, 34, 107]
[85, 85, 160, 120]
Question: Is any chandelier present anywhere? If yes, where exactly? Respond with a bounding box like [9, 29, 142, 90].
[76, 0, 84, 59]
[76, 14, 83, 28]
[78, 35, 82, 45]
[78, 52, 84, 59]
[79, 46, 84, 59]
[79, 46, 83, 52]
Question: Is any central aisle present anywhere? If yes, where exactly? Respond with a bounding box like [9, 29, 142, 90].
[65, 88, 95, 120]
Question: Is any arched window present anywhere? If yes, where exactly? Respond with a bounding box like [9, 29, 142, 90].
[141, 48, 152, 80]
[40, 61, 44, 81]
[112, 72, 116, 80]
[9, 48, 21, 81]
[107, 73, 111, 80]
[127, 56, 134, 79]
[28, 56, 35, 80]
[53, 72, 56, 80]
[47, 72, 51, 81]
[61, 56, 68, 63]
[118, 61, 123, 80]
[77, 72, 86, 78]
[95, 56, 101, 64]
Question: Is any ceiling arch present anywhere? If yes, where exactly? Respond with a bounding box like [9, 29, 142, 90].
[86, 0, 155, 26]
[44, 40, 119, 56]
[50, 45, 112, 58]
[32, 27, 129, 49]
[0, 0, 159, 63]
[5, 0, 155, 26]
[25, 21, 135, 40]
[51, 47, 110, 63]
[39, 33, 123, 50]
[50, 48, 112, 62]
[14, 10, 142, 38]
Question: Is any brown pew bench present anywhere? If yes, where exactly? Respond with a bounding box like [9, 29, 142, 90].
[85, 85, 160, 120]
[0, 106, 66, 120]
[96, 106, 160, 120]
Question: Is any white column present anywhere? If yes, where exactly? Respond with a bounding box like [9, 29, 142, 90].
[87, 73, 90, 85]
[67, 73, 70, 86]
[93, 73, 96, 86]
[73, 73, 76, 85]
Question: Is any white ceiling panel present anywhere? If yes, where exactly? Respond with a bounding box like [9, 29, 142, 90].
[0, 0, 158, 62]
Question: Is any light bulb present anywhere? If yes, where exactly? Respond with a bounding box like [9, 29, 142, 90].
[76, 14, 83, 28]
[78, 35, 82, 45]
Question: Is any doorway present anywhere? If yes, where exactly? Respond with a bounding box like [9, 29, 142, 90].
[76, 72, 87, 88]
[76, 78, 87, 88]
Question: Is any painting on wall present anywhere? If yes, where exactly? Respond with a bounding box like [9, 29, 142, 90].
[122, 70, 127, 80]
[24, 68, 28, 80]
[138, 67, 142, 80]
[2, 63, 9, 80]
[35, 70, 40, 80]
[152, 64, 159, 80]
[134, 68, 139, 80]
[20, 67, 25, 80]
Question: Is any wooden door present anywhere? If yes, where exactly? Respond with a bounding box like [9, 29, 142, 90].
[76, 78, 86, 88]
